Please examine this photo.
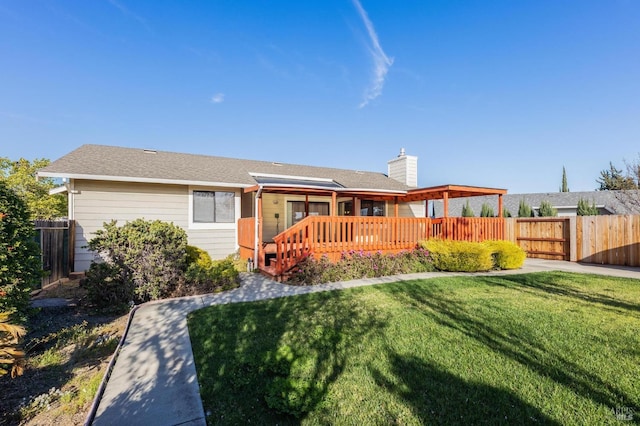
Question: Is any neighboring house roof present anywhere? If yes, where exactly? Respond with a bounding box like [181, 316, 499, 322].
[434, 191, 633, 216]
[38, 144, 410, 193]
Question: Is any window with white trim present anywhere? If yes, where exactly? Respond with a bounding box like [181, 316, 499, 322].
[193, 191, 235, 223]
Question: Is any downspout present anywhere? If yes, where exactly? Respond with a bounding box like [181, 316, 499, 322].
[253, 186, 263, 270]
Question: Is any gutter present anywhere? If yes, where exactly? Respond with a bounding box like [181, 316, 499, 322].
[253, 185, 263, 270]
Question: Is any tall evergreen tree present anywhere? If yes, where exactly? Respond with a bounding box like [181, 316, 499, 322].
[518, 199, 534, 218]
[537, 200, 558, 217]
[576, 198, 598, 216]
[480, 203, 495, 217]
[560, 166, 569, 192]
[461, 200, 474, 217]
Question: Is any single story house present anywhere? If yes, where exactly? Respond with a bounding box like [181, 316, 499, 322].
[39, 144, 507, 276]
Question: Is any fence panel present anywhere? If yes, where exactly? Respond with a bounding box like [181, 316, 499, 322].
[505, 218, 570, 260]
[34, 220, 74, 288]
[577, 215, 640, 266]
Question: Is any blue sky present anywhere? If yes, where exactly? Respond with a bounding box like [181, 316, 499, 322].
[1, 0, 638, 193]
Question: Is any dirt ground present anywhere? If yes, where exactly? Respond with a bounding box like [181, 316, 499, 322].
[0, 278, 127, 426]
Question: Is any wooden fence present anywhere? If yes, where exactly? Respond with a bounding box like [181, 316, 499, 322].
[505, 218, 571, 261]
[506, 215, 640, 267]
[576, 215, 640, 266]
[34, 220, 75, 288]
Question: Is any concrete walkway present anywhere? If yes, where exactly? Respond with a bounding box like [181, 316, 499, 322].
[91, 259, 640, 425]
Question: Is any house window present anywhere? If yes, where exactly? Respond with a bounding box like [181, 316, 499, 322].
[360, 200, 385, 216]
[287, 201, 329, 227]
[193, 191, 235, 223]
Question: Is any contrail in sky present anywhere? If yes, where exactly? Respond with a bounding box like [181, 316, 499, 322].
[352, 0, 394, 108]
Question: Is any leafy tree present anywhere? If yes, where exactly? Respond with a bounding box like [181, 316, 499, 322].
[0, 158, 67, 220]
[576, 198, 598, 216]
[0, 180, 42, 321]
[560, 166, 569, 192]
[518, 199, 534, 218]
[537, 200, 558, 217]
[596, 161, 636, 191]
[480, 203, 495, 217]
[461, 200, 474, 217]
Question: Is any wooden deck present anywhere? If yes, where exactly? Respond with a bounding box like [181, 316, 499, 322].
[239, 216, 505, 279]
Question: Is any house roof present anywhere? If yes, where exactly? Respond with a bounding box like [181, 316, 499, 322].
[38, 144, 410, 193]
[433, 190, 633, 216]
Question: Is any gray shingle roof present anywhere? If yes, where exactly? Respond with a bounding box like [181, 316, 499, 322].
[39, 144, 409, 192]
[434, 191, 634, 216]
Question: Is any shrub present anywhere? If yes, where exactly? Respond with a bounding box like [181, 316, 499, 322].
[537, 200, 558, 217]
[518, 199, 534, 218]
[502, 208, 512, 218]
[483, 240, 526, 270]
[461, 201, 474, 217]
[176, 255, 240, 297]
[480, 203, 495, 217]
[0, 181, 42, 321]
[186, 245, 213, 270]
[82, 263, 134, 312]
[577, 198, 598, 216]
[84, 219, 188, 307]
[420, 239, 494, 272]
[289, 248, 434, 285]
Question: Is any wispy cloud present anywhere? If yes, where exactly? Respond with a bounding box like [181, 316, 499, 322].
[210, 93, 225, 104]
[352, 0, 394, 108]
[107, 0, 152, 33]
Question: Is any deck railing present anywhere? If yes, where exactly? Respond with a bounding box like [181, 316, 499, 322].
[270, 216, 505, 276]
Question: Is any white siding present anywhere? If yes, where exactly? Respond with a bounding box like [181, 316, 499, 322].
[72, 180, 239, 271]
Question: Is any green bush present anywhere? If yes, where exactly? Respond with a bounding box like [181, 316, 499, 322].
[0, 180, 42, 322]
[420, 239, 494, 272]
[483, 240, 526, 270]
[84, 219, 188, 306]
[577, 198, 598, 216]
[82, 263, 134, 312]
[461, 201, 474, 217]
[537, 200, 558, 217]
[480, 203, 495, 217]
[178, 255, 240, 296]
[186, 245, 213, 269]
[518, 199, 534, 218]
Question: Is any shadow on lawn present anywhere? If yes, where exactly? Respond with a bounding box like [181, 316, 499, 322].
[370, 352, 561, 425]
[485, 272, 640, 314]
[384, 279, 637, 416]
[189, 288, 387, 425]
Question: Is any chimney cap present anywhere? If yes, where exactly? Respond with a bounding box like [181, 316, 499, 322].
[399, 148, 406, 157]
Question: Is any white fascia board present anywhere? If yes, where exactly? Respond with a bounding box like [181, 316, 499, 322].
[248, 172, 335, 183]
[49, 185, 68, 195]
[337, 188, 407, 195]
[36, 172, 250, 189]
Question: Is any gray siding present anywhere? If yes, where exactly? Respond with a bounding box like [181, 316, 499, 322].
[72, 180, 238, 271]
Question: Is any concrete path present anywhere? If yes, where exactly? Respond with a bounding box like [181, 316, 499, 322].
[91, 259, 640, 425]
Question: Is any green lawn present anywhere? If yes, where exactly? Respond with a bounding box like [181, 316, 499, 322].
[188, 272, 640, 425]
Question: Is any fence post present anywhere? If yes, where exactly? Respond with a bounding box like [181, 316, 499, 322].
[568, 216, 577, 262]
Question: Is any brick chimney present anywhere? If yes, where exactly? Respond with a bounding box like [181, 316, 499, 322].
[387, 148, 418, 188]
